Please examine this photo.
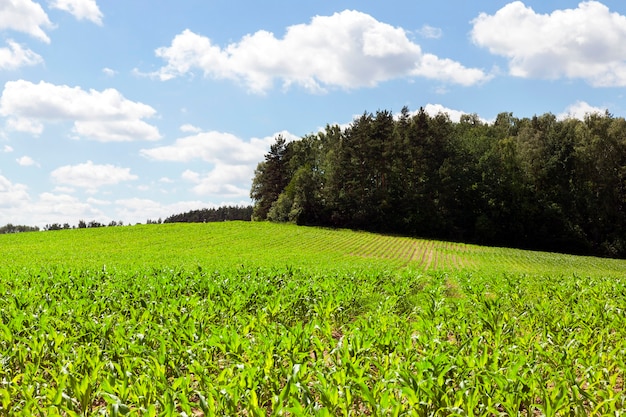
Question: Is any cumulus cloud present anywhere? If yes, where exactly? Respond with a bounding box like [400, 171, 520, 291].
[417, 24, 442, 39]
[141, 129, 298, 197]
[471, 1, 626, 86]
[0, 174, 218, 228]
[6, 117, 43, 135]
[0, 0, 53, 43]
[16, 155, 39, 167]
[102, 67, 117, 77]
[140, 130, 277, 164]
[0, 185, 109, 227]
[180, 123, 202, 133]
[50, 0, 103, 25]
[50, 160, 138, 189]
[0, 174, 30, 208]
[150, 10, 489, 93]
[114, 197, 170, 221]
[37, 192, 105, 222]
[557, 101, 606, 120]
[423, 103, 471, 123]
[0, 80, 161, 141]
[2, 145, 13, 153]
[0, 40, 43, 70]
[182, 166, 251, 198]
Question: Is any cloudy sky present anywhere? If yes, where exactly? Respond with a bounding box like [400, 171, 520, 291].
[1, 0, 625, 227]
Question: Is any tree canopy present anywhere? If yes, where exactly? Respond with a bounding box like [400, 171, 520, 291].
[251, 107, 626, 258]
[164, 206, 253, 223]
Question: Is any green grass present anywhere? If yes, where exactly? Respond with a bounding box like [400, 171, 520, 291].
[0, 222, 624, 416]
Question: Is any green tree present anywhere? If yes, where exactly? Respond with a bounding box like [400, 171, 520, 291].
[573, 112, 626, 255]
[267, 133, 326, 224]
[249, 107, 626, 258]
[251, 135, 292, 220]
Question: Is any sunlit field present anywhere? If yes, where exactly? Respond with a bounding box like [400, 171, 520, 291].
[1, 222, 624, 415]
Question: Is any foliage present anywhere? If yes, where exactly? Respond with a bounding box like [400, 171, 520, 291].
[251, 135, 292, 221]
[43, 220, 121, 231]
[164, 206, 253, 223]
[251, 108, 626, 257]
[0, 223, 39, 234]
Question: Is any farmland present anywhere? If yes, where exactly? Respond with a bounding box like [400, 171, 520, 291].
[0, 222, 625, 416]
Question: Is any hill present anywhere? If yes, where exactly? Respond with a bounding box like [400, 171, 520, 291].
[1, 221, 624, 276]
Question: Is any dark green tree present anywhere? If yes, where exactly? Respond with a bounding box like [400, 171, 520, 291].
[249, 107, 626, 258]
[250, 135, 292, 220]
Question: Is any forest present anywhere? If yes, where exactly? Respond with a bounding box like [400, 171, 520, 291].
[163, 206, 253, 223]
[251, 107, 626, 258]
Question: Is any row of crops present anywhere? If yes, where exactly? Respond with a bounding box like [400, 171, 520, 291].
[4, 222, 622, 275]
[1, 222, 625, 415]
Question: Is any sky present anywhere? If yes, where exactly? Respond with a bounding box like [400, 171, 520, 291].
[1, 0, 626, 227]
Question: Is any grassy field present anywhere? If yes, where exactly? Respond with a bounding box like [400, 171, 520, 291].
[0, 222, 624, 416]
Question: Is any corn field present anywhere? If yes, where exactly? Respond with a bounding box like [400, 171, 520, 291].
[0, 222, 624, 416]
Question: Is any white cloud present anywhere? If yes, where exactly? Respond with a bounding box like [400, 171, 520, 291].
[0, 40, 43, 70]
[140, 130, 280, 164]
[0, 175, 217, 227]
[0, 174, 30, 208]
[6, 116, 43, 135]
[2, 145, 13, 153]
[183, 165, 251, 198]
[0, 185, 107, 227]
[50, 0, 103, 25]
[72, 119, 161, 142]
[150, 10, 490, 93]
[50, 160, 138, 189]
[114, 198, 228, 224]
[181, 169, 200, 183]
[142, 130, 298, 198]
[471, 1, 626, 86]
[0, 80, 161, 141]
[417, 24, 442, 39]
[180, 123, 202, 133]
[0, 0, 53, 43]
[38, 192, 105, 222]
[16, 155, 39, 167]
[114, 198, 166, 221]
[53, 186, 75, 193]
[423, 103, 471, 123]
[412, 54, 489, 86]
[86, 197, 110, 205]
[102, 67, 117, 77]
[557, 101, 606, 120]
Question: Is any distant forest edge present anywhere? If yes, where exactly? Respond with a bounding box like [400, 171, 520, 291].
[250, 107, 626, 258]
[163, 206, 253, 223]
[0, 206, 253, 233]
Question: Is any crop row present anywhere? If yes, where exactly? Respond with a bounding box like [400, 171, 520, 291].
[0, 265, 624, 415]
[2, 223, 626, 279]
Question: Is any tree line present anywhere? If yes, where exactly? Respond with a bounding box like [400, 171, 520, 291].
[251, 107, 626, 258]
[0, 206, 252, 234]
[163, 206, 253, 223]
[0, 221, 117, 233]
[0, 224, 40, 233]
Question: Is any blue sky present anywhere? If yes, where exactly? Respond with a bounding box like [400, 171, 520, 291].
[1, 0, 625, 227]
